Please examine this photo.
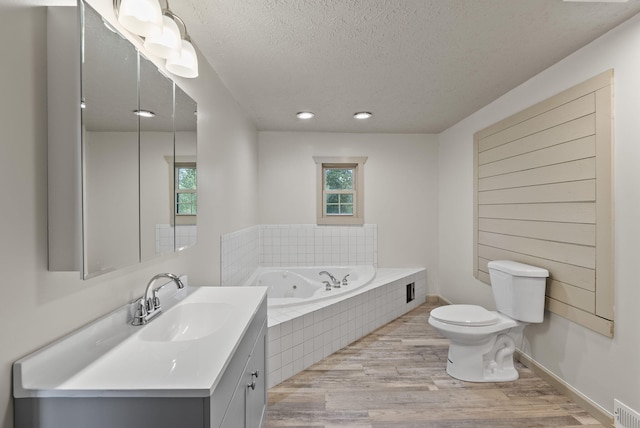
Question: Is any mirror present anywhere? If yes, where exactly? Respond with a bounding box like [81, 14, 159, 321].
[81, 1, 139, 277]
[173, 86, 197, 252]
[139, 54, 175, 262]
[76, 1, 197, 278]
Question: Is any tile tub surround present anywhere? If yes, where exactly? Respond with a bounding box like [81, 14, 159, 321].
[266, 268, 426, 388]
[221, 224, 378, 286]
[221, 225, 261, 287]
[156, 224, 197, 254]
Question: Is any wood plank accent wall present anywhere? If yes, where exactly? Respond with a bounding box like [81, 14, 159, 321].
[473, 70, 614, 337]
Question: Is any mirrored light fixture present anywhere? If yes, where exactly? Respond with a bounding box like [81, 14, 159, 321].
[353, 111, 372, 120]
[113, 0, 199, 79]
[296, 111, 315, 119]
[133, 109, 156, 117]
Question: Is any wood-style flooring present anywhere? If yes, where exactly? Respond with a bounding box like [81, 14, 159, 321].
[265, 303, 605, 428]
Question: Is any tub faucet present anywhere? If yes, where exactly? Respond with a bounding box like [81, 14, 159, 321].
[319, 271, 340, 287]
[132, 273, 185, 326]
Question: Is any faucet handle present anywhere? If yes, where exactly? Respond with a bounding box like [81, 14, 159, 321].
[136, 298, 148, 315]
[132, 298, 148, 326]
[143, 294, 161, 315]
[342, 274, 350, 286]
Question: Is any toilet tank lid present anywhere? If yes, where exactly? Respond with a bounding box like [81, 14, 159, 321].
[488, 260, 549, 277]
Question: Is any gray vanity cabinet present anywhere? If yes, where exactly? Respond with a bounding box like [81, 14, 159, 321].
[219, 322, 267, 428]
[210, 301, 267, 428]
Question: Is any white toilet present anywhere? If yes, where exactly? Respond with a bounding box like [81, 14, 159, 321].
[428, 260, 549, 382]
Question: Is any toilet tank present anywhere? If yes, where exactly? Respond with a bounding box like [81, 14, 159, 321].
[488, 260, 549, 323]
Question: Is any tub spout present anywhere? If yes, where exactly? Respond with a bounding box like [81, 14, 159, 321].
[319, 271, 340, 287]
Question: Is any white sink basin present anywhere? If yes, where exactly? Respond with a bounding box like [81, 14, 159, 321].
[138, 302, 233, 342]
[13, 285, 268, 398]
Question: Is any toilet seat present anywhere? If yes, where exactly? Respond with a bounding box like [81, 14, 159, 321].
[430, 304, 498, 327]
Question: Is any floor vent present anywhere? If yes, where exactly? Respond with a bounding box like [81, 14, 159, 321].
[615, 399, 640, 428]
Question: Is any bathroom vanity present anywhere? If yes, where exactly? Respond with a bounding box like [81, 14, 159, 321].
[13, 286, 268, 428]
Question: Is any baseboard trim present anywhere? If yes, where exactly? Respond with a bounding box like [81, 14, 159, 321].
[425, 295, 440, 304]
[515, 350, 613, 428]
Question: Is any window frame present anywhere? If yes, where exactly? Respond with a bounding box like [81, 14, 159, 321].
[175, 162, 197, 217]
[165, 156, 197, 226]
[313, 156, 367, 225]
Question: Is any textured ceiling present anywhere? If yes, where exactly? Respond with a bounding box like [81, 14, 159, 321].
[7, 0, 640, 133]
[167, 0, 640, 133]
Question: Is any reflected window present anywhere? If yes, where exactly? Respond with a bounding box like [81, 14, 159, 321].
[176, 163, 197, 216]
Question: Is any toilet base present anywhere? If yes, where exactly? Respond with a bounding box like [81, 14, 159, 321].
[445, 330, 521, 382]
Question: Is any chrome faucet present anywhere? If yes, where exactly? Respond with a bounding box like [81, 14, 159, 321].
[319, 271, 340, 288]
[132, 273, 185, 326]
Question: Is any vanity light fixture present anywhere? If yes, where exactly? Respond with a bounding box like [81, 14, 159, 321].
[353, 111, 372, 120]
[165, 33, 199, 78]
[133, 109, 156, 118]
[114, 0, 163, 38]
[296, 111, 315, 120]
[113, 0, 199, 79]
[143, 12, 181, 59]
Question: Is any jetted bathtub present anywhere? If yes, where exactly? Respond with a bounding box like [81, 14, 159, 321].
[243, 265, 376, 308]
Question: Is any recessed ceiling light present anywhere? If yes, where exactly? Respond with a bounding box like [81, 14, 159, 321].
[296, 111, 315, 120]
[133, 109, 156, 118]
[353, 111, 372, 120]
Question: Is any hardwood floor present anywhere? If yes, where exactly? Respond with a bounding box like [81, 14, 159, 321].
[265, 303, 605, 427]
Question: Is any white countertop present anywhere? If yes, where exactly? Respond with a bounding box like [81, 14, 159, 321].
[13, 285, 268, 398]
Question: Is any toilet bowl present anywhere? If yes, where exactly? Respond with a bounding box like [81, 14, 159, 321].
[429, 304, 524, 382]
[428, 261, 548, 382]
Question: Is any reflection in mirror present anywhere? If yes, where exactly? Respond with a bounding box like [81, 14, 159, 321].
[174, 86, 197, 251]
[139, 55, 175, 262]
[81, 1, 139, 278]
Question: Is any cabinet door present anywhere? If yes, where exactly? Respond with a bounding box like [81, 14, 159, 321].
[219, 376, 247, 428]
[219, 321, 266, 428]
[246, 329, 266, 428]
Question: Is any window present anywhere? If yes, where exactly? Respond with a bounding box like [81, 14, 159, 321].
[325, 167, 355, 215]
[314, 156, 367, 225]
[175, 163, 196, 224]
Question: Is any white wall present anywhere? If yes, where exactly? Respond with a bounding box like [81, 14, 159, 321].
[0, 3, 258, 426]
[140, 131, 176, 261]
[258, 132, 439, 292]
[439, 12, 640, 415]
[86, 131, 140, 273]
